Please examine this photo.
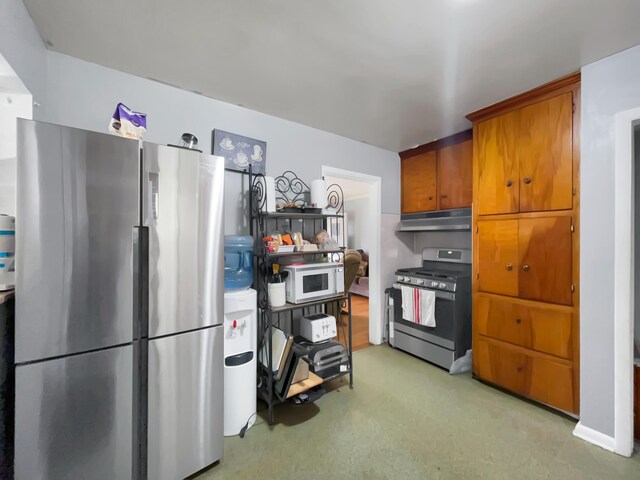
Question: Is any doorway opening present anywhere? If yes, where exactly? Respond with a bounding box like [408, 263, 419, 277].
[323, 166, 382, 351]
[610, 106, 640, 457]
[633, 123, 640, 446]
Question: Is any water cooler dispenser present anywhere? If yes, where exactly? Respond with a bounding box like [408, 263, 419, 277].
[223, 289, 257, 436]
[223, 236, 257, 437]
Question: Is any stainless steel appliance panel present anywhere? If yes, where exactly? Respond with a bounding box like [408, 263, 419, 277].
[16, 120, 140, 362]
[393, 329, 455, 369]
[143, 144, 224, 337]
[147, 325, 223, 480]
[15, 345, 133, 480]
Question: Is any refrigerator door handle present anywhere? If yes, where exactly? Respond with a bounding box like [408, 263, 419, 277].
[148, 172, 159, 222]
[132, 226, 149, 341]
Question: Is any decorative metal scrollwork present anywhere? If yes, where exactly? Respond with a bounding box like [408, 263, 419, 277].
[251, 173, 267, 215]
[326, 183, 344, 214]
[274, 170, 310, 206]
[256, 255, 270, 310]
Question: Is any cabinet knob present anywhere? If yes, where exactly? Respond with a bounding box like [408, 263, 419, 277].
[523, 177, 532, 185]
[522, 264, 530, 272]
[428, 196, 433, 200]
[506, 180, 513, 187]
[441, 194, 448, 199]
[515, 318, 522, 324]
[506, 264, 513, 271]
[517, 365, 524, 372]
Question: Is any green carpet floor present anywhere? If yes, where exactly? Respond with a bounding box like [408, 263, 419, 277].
[196, 344, 639, 479]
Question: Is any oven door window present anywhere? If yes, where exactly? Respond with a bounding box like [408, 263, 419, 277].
[303, 273, 329, 294]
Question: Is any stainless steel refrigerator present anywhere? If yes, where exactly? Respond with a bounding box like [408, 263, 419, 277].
[14, 119, 224, 480]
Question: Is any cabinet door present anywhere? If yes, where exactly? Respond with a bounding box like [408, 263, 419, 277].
[477, 220, 519, 296]
[476, 338, 575, 413]
[401, 152, 437, 213]
[476, 111, 519, 215]
[438, 140, 473, 209]
[519, 93, 573, 212]
[475, 294, 572, 359]
[518, 216, 572, 305]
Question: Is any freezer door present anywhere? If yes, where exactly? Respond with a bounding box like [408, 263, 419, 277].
[143, 144, 224, 338]
[15, 345, 133, 480]
[147, 325, 223, 479]
[16, 120, 140, 362]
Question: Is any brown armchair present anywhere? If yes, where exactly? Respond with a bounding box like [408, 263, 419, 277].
[327, 249, 361, 319]
[343, 249, 362, 293]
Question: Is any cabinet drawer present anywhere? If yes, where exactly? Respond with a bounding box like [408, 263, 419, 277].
[475, 294, 572, 359]
[476, 338, 574, 413]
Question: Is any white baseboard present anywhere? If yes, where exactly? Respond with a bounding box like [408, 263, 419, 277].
[573, 422, 616, 452]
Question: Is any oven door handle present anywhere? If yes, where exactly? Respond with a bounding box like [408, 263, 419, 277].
[392, 283, 455, 301]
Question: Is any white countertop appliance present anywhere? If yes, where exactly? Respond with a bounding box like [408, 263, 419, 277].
[283, 262, 344, 304]
[300, 313, 337, 343]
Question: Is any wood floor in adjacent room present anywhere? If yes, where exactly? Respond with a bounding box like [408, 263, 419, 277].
[338, 294, 371, 352]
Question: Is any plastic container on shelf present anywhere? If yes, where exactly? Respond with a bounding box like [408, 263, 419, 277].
[224, 235, 254, 290]
[268, 282, 286, 308]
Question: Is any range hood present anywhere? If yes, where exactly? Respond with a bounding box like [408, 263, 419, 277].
[397, 208, 472, 232]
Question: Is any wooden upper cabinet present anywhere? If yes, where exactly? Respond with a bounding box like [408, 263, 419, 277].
[519, 93, 573, 212]
[438, 139, 473, 209]
[476, 111, 519, 215]
[477, 220, 519, 297]
[518, 216, 573, 305]
[401, 151, 437, 213]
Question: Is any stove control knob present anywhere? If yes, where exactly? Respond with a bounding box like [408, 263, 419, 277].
[397, 276, 403, 282]
[439, 282, 447, 289]
[431, 281, 439, 288]
[417, 279, 424, 285]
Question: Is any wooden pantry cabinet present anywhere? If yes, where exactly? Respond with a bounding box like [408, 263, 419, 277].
[468, 73, 580, 414]
[400, 131, 472, 213]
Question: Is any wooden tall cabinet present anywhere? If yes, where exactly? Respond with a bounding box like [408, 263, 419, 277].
[400, 131, 473, 213]
[468, 73, 580, 414]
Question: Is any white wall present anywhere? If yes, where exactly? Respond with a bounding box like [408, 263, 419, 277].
[41, 52, 400, 235]
[381, 214, 420, 308]
[581, 43, 640, 438]
[0, 91, 32, 215]
[413, 231, 471, 251]
[344, 196, 370, 251]
[0, 0, 47, 113]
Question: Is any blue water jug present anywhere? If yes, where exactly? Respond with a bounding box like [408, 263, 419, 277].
[224, 235, 254, 290]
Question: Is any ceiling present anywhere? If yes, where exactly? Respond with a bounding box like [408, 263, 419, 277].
[23, 0, 640, 152]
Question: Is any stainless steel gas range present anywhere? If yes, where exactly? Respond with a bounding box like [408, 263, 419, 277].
[388, 248, 472, 370]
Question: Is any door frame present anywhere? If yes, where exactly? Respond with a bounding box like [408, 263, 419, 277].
[322, 166, 383, 345]
[611, 106, 640, 457]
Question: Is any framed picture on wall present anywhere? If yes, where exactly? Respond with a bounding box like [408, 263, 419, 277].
[211, 129, 267, 174]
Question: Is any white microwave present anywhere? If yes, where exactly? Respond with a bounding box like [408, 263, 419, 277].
[283, 263, 345, 304]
